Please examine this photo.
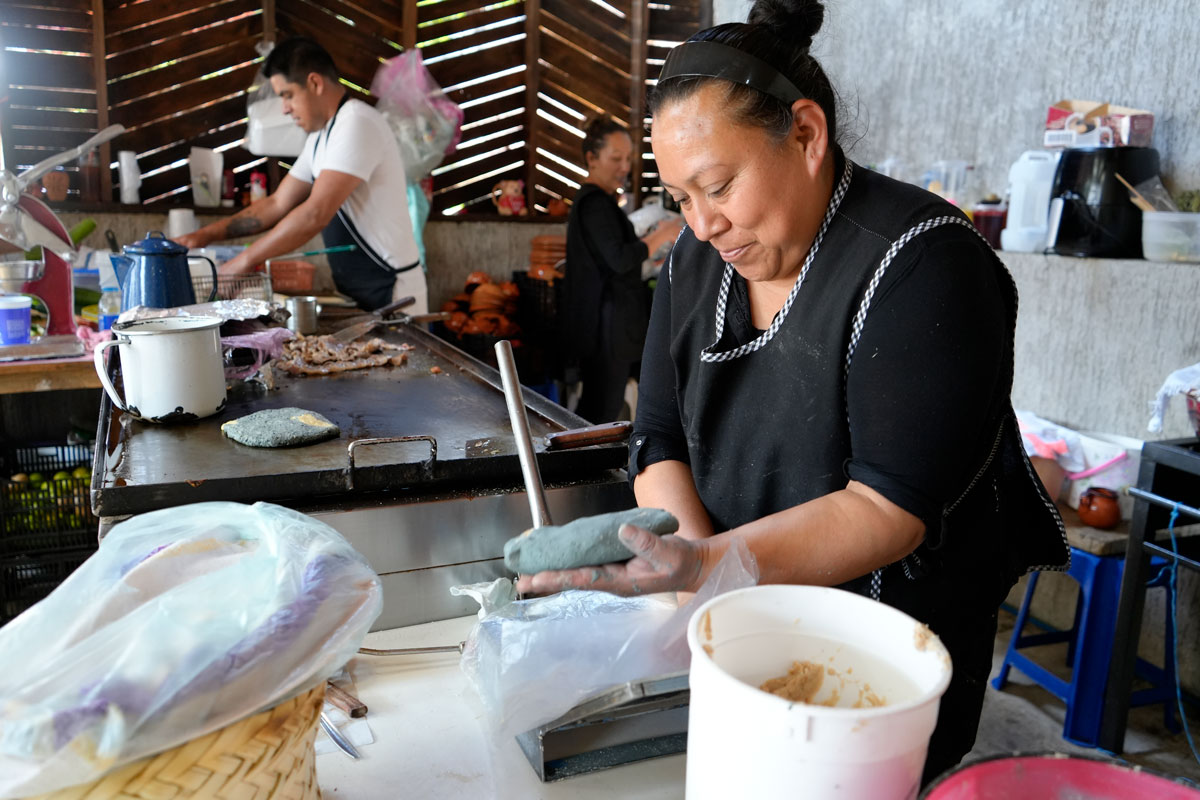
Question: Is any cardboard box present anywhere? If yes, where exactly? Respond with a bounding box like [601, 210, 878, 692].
[1044, 99, 1154, 148]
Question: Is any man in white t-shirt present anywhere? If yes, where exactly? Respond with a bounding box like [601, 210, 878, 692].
[177, 37, 427, 313]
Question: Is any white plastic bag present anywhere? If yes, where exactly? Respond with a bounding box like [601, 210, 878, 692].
[0, 501, 381, 798]
[460, 537, 758, 738]
[244, 44, 308, 157]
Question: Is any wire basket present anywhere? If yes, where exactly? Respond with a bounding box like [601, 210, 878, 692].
[30, 683, 325, 799]
[192, 271, 273, 302]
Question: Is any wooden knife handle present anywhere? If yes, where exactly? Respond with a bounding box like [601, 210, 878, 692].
[326, 681, 368, 718]
[545, 421, 632, 450]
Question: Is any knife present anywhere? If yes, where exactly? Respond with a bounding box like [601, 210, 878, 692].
[319, 711, 362, 759]
[329, 295, 416, 343]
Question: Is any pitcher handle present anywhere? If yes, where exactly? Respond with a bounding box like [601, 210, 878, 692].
[196, 256, 218, 302]
[93, 337, 128, 412]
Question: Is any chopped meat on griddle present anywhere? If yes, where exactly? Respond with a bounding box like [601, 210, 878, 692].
[274, 334, 413, 376]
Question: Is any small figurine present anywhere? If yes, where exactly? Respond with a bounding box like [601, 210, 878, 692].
[492, 179, 527, 216]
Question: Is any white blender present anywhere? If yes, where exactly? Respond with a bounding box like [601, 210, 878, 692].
[0, 125, 125, 357]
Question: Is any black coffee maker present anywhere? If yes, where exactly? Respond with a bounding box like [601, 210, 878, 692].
[1049, 146, 1159, 258]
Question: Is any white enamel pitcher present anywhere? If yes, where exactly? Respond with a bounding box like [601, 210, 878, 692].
[93, 316, 226, 422]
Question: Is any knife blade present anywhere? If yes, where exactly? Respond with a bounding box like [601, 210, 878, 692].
[319, 711, 361, 759]
[329, 295, 417, 343]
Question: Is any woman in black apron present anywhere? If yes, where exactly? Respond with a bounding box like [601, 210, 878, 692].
[518, 0, 1067, 784]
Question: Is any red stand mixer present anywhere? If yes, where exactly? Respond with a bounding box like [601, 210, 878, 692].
[0, 125, 125, 351]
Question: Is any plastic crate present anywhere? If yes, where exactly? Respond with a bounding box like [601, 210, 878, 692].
[514, 270, 562, 338]
[264, 260, 316, 294]
[0, 548, 94, 622]
[0, 444, 98, 560]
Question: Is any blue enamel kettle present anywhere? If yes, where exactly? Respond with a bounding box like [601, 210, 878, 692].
[110, 231, 217, 310]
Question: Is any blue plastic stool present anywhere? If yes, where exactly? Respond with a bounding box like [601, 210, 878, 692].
[526, 381, 560, 404]
[992, 546, 1179, 749]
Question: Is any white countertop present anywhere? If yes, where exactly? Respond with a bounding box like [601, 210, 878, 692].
[316, 615, 686, 799]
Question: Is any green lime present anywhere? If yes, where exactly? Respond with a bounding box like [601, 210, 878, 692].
[53, 471, 71, 481]
[72, 466, 90, 480]
[28, 472, 44, 484]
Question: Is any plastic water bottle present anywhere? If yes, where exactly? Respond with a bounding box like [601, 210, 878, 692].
[99, 288, 121, 331]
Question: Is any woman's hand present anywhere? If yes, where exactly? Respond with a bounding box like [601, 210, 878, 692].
[515, 524, 703, 597]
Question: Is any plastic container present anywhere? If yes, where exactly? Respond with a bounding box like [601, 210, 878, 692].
[686, 585, 953, 800]
[264, 260, 315, 294]
[971, 197, 1007, 249]
[98, 287, 121, 331]
[921, 752, 1200, 799]
[1001, 150, 1061, 252]
[1142, 211, 1200, 263]
[0, 295, 33, 345]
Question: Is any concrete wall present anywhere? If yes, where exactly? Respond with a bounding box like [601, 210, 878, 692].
[56, 211, 564, 311]
[716, 0, 1200, 202]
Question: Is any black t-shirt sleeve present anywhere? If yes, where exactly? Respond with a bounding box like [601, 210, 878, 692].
[629, 259, 690, 478]
[575, 191, 650, 277]
[845, 230, 1007, 534]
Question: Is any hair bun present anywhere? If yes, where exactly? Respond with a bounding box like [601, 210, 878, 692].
[748, 0, 825, 50]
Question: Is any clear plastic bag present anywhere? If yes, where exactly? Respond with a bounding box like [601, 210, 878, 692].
[0, 501, 382, 798]
[370, 50, 464, 178]
[243, 43, 308, 157]
[460, 537, 758, 738]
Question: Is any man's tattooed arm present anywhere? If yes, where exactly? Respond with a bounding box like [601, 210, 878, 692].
[226, 216, 265, 237]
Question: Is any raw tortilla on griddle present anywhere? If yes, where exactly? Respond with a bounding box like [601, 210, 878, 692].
[221, 407, 340, 447]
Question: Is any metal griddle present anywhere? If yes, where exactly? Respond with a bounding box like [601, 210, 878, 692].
[92, 323, 625, 517]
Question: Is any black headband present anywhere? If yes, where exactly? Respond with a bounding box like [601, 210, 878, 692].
[658, 41, 804, 107]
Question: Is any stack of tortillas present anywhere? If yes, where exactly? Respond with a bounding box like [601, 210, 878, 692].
[529, 235, 565, 282]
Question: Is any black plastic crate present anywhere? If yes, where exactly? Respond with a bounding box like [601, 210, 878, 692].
[0, 548, 94, 622]
[1, 444, 98, 558]
[513, 270, 563, 338]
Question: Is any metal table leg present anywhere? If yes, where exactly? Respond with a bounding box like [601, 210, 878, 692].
[1100, 443, 1200, 753]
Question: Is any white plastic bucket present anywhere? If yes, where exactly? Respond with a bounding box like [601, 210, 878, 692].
[686, 585, 952, 800]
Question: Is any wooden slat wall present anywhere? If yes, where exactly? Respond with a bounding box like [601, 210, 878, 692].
[2, 0, 98, 198]
[1, 0, 706, 211]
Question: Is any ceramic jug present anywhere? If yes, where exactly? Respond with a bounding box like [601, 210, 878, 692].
[110, 231, 217, 309]
[93, 315, 226, 422]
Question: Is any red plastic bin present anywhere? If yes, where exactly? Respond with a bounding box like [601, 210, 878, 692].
[922, 753, 1200, 799]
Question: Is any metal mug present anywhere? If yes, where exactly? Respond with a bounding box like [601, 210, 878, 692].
[286, 296, 321, 335]
[93, 315, 227, 423]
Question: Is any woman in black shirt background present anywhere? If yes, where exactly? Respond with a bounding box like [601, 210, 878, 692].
[563, 117, 683, 422]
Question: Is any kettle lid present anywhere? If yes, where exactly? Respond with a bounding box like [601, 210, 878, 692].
[124, 231, 187, 255]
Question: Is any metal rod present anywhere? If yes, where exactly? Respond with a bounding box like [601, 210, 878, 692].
[358, 643, 465, 656]
[495, 340, 552, 529]
[1127, 487, 1200, 520]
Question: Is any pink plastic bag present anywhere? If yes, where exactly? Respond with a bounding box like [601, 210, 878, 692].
[371, 51, 463, 177]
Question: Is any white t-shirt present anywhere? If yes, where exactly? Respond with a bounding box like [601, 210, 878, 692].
[289, 98, 420, 271]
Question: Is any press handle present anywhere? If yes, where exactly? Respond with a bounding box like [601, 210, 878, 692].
[93, 337, 128, 412]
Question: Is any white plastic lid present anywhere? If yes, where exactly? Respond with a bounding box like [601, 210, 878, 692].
[0, 295, 33, 309]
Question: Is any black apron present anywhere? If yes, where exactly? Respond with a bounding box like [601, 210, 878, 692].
[312, 97, 419, 311]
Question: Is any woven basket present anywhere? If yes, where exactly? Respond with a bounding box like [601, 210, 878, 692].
[30, 684, 325, 800]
